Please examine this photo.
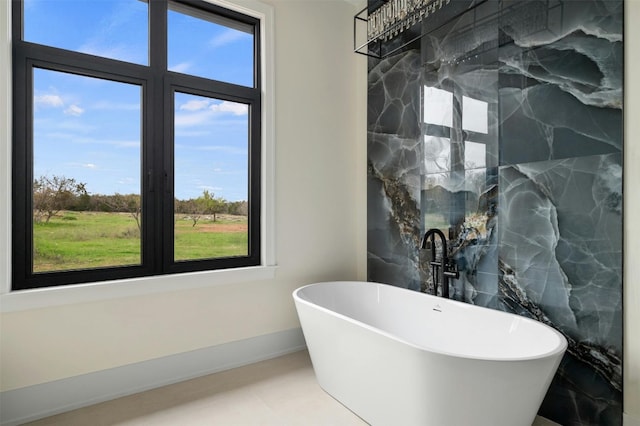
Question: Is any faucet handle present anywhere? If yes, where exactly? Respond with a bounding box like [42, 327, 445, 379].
[443, 260, 460, 279]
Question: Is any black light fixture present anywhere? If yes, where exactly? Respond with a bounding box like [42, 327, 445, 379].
[354, 0, 563, 60]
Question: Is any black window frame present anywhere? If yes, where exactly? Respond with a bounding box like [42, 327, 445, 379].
[11, 0, 262, 290]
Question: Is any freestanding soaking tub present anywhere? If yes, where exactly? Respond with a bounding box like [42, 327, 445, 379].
[293, 281, 567, 426]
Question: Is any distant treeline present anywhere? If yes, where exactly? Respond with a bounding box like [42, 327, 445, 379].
[33, 175, 247, 226]
[66, 193, 248, 216]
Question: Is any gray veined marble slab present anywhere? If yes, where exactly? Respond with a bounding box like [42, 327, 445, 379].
[366, 0, 623, 424]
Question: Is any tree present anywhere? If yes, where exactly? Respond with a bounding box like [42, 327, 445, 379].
[180, 190, 228, 227]
[181, 198, 206, 227]
[103, 193, 142, 232]
[227, 200, 248, 216]
[207, 192, 227, 222]
[33, 175, 87, 223]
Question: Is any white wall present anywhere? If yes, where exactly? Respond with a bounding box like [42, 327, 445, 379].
[624, 1, 640, 424]
[0, 0, 367, 392]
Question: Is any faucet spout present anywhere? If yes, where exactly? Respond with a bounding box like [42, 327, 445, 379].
[421, 228, 448, 254]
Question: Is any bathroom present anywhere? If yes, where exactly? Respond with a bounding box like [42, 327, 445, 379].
[0, 0, 638, 425]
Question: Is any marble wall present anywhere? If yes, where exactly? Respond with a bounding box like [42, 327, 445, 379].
[366, 1, 623, 425]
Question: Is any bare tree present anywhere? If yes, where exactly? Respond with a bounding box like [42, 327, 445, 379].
[33, 175, 87, 223]
[181, 198, 206, 227]
[104, 193, 142, 232]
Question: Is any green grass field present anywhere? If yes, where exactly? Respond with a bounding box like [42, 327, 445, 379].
[33, 211, 248, 273]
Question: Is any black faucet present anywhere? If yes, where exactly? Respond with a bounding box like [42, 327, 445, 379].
[421, 228, 459, 298]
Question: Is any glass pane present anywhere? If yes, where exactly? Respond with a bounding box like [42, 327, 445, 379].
[24, 0, 148, 65]
[174, 92, 249, 261]
[32, 68, 142, 273]
[462, 96, 489, 134]
[464, 141, 487, 169]
[424, 135, 451, 174]
[423, 86, 453, 127]
[168, 2, 254, 87]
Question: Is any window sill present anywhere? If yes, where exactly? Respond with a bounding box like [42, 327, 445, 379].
[0, 265, 277, 313]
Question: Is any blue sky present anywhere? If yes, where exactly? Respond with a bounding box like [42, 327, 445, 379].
[26, 0, 254, 201]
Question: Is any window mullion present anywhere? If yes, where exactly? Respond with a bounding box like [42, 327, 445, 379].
[147, 0, 170, 273]
[11, 50, 31, 288]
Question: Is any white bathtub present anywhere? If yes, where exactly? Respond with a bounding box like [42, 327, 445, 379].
[293, 281, 567, 426]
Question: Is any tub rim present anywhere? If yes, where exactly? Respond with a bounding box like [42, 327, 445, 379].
[293, 280, 568, 363]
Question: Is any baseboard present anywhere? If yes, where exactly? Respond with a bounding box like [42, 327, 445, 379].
[625, 412, 640, 426]
[0, 328, 306, 426]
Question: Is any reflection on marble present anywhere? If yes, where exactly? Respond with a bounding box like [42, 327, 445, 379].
[367, 0, 623, 425]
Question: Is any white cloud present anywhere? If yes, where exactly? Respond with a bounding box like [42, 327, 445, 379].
[82, 163, 97, 169]
[35, 94, 64, 108]
[170, 62, 193, 74]
[210, 101, 248, 116]
[174, 110, 213, 127]
[175, 101, 248, 127]
[210, 29, 250, 49]
[64, 104, 85, 116]
[34, 94, 85, 117]
[180, 99, 210, 111]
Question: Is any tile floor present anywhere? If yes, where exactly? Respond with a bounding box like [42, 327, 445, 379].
[26, 350, 559, 426]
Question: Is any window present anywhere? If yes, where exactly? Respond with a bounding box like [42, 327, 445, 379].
[12, 0, 262, 290]
[422, 85, 491, 174]
[421, 84, 496, 238]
